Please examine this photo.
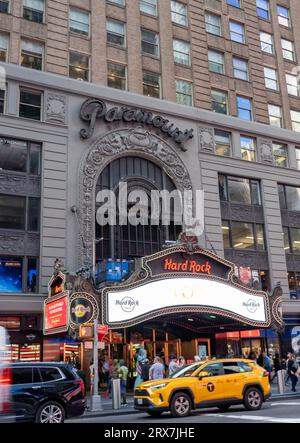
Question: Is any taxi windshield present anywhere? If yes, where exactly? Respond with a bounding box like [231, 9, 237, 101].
[169, 363, 202, 378]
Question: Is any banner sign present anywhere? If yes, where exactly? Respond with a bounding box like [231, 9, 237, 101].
[44, 292, 69, 335]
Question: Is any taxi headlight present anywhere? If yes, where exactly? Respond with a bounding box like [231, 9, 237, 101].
[149, 383, 168, 391]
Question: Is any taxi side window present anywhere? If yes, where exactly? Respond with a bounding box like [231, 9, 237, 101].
[202, 363, 222, 377]
[238, 362, 253, 373]
[223, 362, 242, 374]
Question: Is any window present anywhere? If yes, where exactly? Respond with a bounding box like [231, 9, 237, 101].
[279, 185, 300, 211]
[296, 148, 300, 170]
[208, 50, 225, 74]
[143, 71, 160, 98]
[202, 363, 222, 377]
[27, 258, 38, 293]
[0, 195, 25, 230]
[260, 32, 274, 54]
[23, 0, 44, 23]
[232, 222, 257, 250]
[227, 0, 241, 7]
[0, 0, 9, 13]
[215, 130, 231, 157]
[290, 228, 300, 252]
[141, 30, 159, 57]
[69, 52, 89, 81]
[19, 89, 42, 121]
[21, 40, 43, 71]
[286, 74, 299, 96]
[288, 272, 300, 300]
[238, 362, 253, 372]
[69, 8, 89, 36]
[0, 257, 38, 293]
[0, 34, 8, 62]
[256, 224, 266, 250]
[205, 13, 221, 36]
[268, 104, 282, 127]
[107, 19, 125, 47]
[237, 96, 252, 120]
[220, 175, 261, 205]
[12, 367, 33, 384]
[0, 90, 4, 114]
[39, 367, 63, 382]
[264, 67, 278, 90]
[283, 227, 290, 251]
[175, 80, 193, 106]
[171, 1, 187, 26]
[222, 220, 230, 248]
[240, 135, 256, 161]
[233, 57, 248, 81]
[211, 90, 227, 114]
[291, 110, 300, 132]
[107, 62, 126, 90]
[173, 39, 190, 66]
[223, 362, 243, 374]
[140, 0, 157, 16]
[229, 21, 245, 44]
[28, 197, 40, 231]
[0, 138, 41, 175]
[272, 143, 288, 167]
[277, 5, 290, 27]
[281, 39, 295, 62]
[108, 0, 125, 5]
[257, 0, 270, 20]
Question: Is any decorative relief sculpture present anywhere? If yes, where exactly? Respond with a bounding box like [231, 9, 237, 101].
[259, 139, 274, 164]
[46, 93, 67, 124]
[198, 127, 215, 153]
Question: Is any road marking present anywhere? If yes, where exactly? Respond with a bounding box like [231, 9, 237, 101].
[206, 414, 300, 423]
[271, 402, 300, 406]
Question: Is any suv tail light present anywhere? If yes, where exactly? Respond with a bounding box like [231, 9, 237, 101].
[75, 379, 85, 397]
[263, 371, 269, 377]
[0, 367, 12, 413]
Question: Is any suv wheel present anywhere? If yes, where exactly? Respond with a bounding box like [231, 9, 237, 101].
[36, 401, 65, 423]
[243, 387, 263, 411]
[170, 392, 192, 418]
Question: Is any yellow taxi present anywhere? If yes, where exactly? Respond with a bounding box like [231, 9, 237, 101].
[134, 359, 270, 418]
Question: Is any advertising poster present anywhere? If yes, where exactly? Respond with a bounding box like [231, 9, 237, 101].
[44, 293, 69, 335]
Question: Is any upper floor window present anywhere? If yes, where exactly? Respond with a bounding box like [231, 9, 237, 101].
[257, 0, 270, 20]
[23, 0, 44, 23]
[205, 13, 221, 36]
[227, 0, 241, 7]
[141, 29, 159, 57]
[240, 135, 256, 161]
[279, 184, 300, 211]
[219, 175, 261, 205]
[171, 1, 187, 26]
[291, 110, 300, 132]
[0, 33, 8, 62]
[0, 138, 41, 175]
[0, 194, 40, 232]
[268, 104, 282, 127]
[108, 0, 125, 5]
[237, 96, 252, 120]
[173, 39, 190, 66]
[223, 220, 265, 250]
[143, 71, 160, 98]
[215, 130, 231, 157]
[281, 39, 295, 62]
[272, 143, 288, 167]
[0, 0, 9, 13]
[296, 148, 300, 170]
[264, 67, 279, 90]
[277, 5, 290, 27]
[107, 19, 125, 47]
[140, 0, 157, 16]
[19, 88, 42, 121]
[0, 90, 4, 114]
[211, 90, 227, 114]
[21, 39, 43, 71]
[229, 21, 245, 44]
[233, 57, 248, 81]
[175, 80, 193, 106]
[286, 73, 299, 96]
[260, 32, 274, 54]
[107, 62, 126, 90]
[208, 50, 225, 74]
[69, 51, 89, 81]
[0, 257, 39, 294]
[69, 8, 89, 36]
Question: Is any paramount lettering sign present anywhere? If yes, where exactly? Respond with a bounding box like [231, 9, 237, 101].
[80, 98, 194, 151]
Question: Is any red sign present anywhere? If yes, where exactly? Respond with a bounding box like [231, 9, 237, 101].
[44, 294, 68, 335]
[97, 324, 108, 341]
[163, 258, 212, 275]
[239, 267, 252, 285]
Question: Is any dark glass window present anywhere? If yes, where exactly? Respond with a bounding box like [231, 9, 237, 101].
[232, 222, 255, 249]
[107, 63, 126, 90]
[222, 220, 230, 248]
[143, 71, 160, 98]
[27, 258, 38, 293]
[19, 89, 42, 121]
[107, 19, 125, 46]
[39, 367, 63, 382]
[283, 227, 290, 252]
[286, 186, 300, 211]
[219, 175, 228, 201]
[0, 138, 41, 174]
[219, 175, 261, 205]
[28, 197, 40, 231]
[141, 29, 159, 56]
[0, 89, 5, 113]
[202, 363, 222, 377]
[23, 0, 44, 23]
[257, 0, 270, 20]
[0, 0, 9, 13]
[288, 272, 300, 300]
[227, 0, 240, 7]
[278, 184, 286, 209]
[211, 90, 227, 114]
[21, 40, 43, 70]
[69, 52, 89, 82]
[290, 228, 300, 252]
[33, 367, 42, 383]
[223, 362, 241, 374]
[0, 195, 26, 230]
[256, 224, 266, 251]
[29, 143, 41, 175]
[12, 367, 33, 384]
[238, 362, 253, 372]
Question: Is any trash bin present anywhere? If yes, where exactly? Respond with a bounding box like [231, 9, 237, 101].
[112, 378, 121, 410]
[277, 369, 286, 394]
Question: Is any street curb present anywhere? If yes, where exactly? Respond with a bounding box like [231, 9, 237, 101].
[269, 393, 300, 401]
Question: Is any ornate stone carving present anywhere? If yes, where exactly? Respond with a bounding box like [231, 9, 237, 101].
[46, 92, 67, 124]
[0, 233, 25, 254]
[78, 128, 193, 268]
[198, 127, 215, 153]
[259, 139, 274, 164]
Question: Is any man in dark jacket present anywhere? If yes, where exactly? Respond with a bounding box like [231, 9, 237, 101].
[141, 359, 151, 382]
[287, 352, 298, 392]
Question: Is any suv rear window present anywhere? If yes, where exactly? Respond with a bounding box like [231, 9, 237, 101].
[39, 367, 63, 382]
[12, 367, 33, 384]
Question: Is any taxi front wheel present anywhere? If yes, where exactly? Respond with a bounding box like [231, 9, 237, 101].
[170, 392, 192, 418]
[243, 387, 263, 411]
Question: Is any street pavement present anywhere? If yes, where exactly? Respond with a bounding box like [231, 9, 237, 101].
[67, 399, 300, 423]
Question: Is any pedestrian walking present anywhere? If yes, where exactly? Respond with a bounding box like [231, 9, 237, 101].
[141, 359, 151, 382]
[118, 359, 129, 406]
[168, 355, 179, 376]
[102, 355, 110, 387]
[89, 360, 95, 395]
[149, 356, 165, 380]
[287, 352, 298, 392]
[177, 356, 186, 368]
[271, 353, 281, 382]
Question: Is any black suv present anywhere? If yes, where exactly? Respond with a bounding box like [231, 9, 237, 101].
[2, 362, 86, 423]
